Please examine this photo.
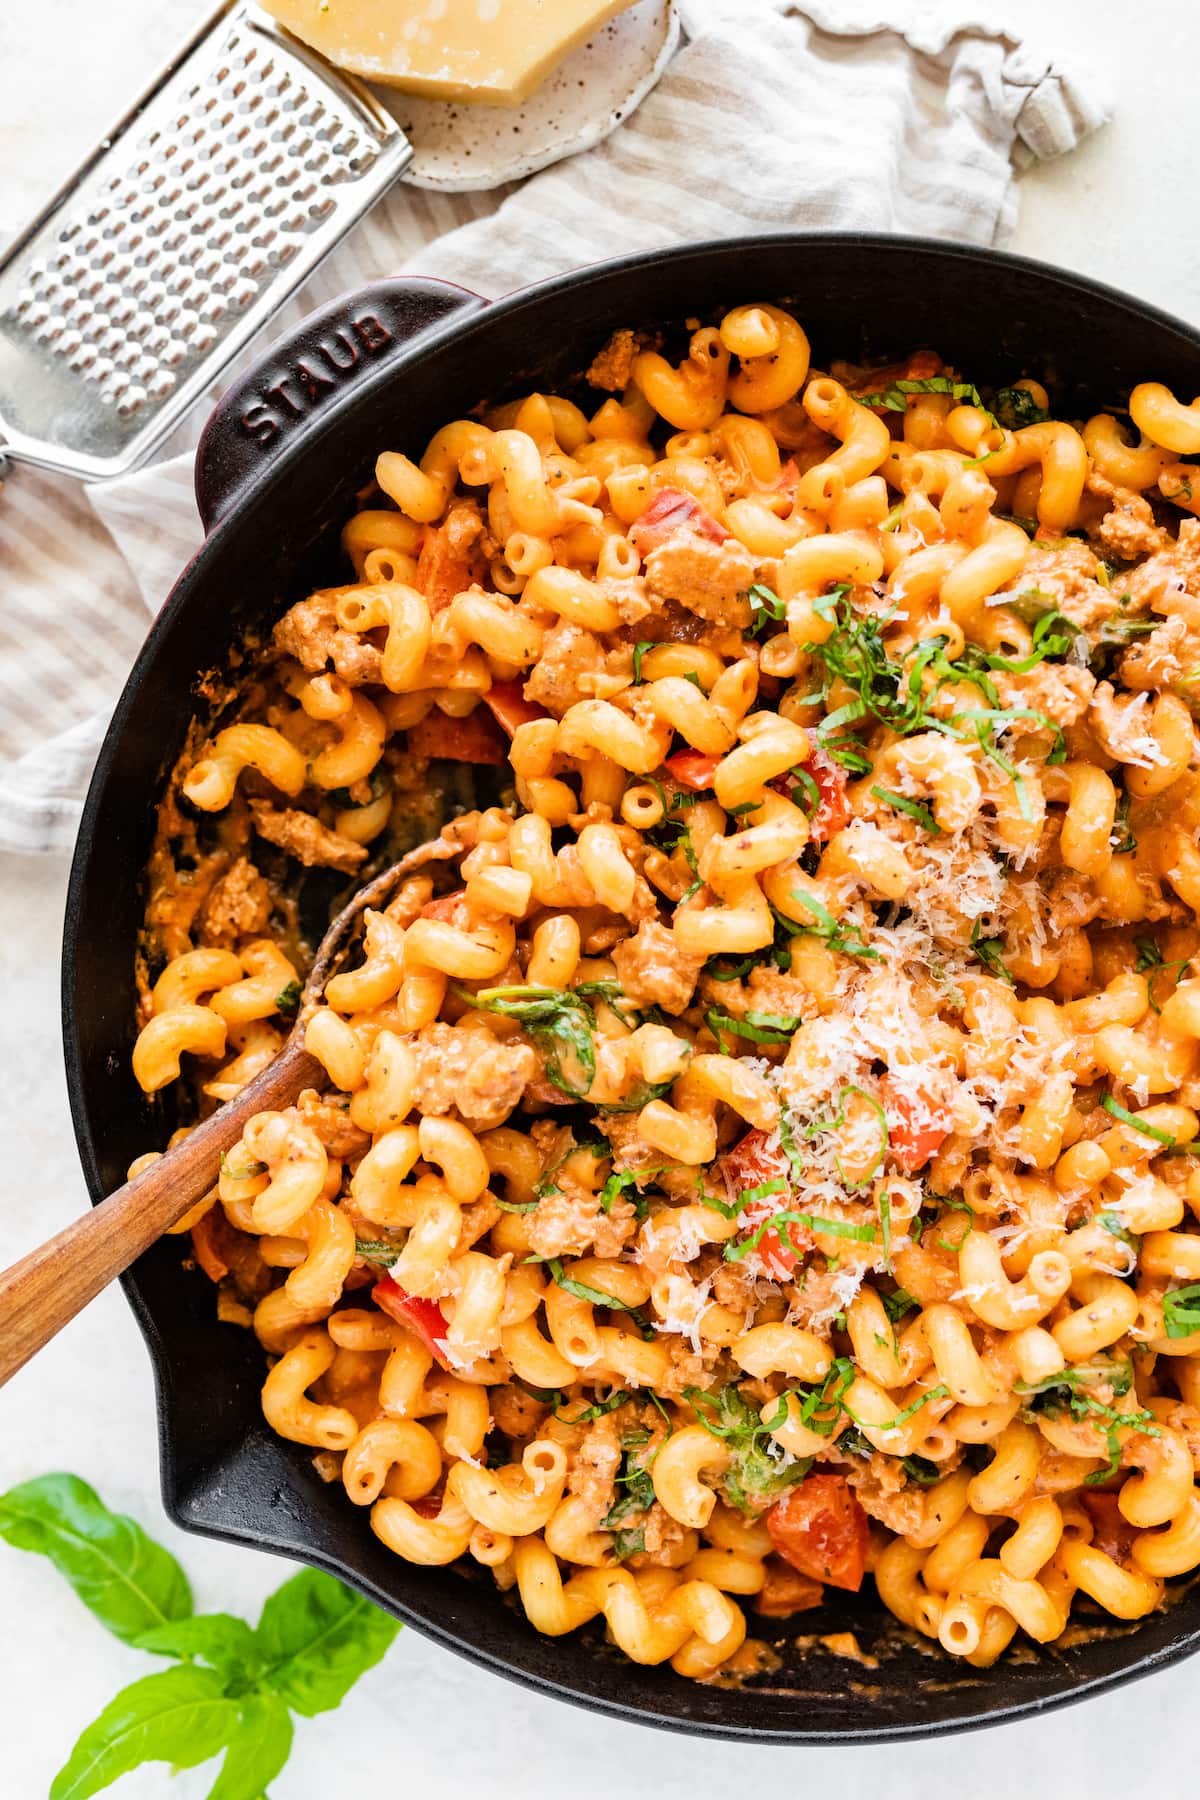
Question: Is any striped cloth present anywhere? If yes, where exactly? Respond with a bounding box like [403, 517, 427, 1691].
[0, 0, 1107, 854]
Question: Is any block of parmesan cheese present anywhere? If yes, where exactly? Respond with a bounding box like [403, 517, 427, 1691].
[262, 0, 638, 106]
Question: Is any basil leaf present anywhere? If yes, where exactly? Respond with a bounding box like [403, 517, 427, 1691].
[704, 953, 757, 982]
[0, 1474, 191, 1646]
[354, 1238, 403, 1264]
[901, 1454, 942, 1487]
[995, 386, 1051, 429]
[726, 1207, 876, 1263]
[556, 1390, 631, 1424]
[856, 375, 997, 425]
[970, 918, 1015, 985]
[545, 1258, 654, 1338]
[135, 1614, 261, 1684]
[457, 984, 596, 1099]
[274, 979, 302, 1017]
[706, 1007, 800, 1045]
[803, 1082, 889, 1188]
[599, 1165, 670, 1216]
[49, 1665, 237, 1800]
[1100, 1095, 1176, 1145]
[601, 1430, 662, 1530]
[778, 1101, 805, 1185]
[253, 1569, 401, 1718]
[631, 641, 655, 682]
[1163, 1284, 1200, 1339]
[870, 786, 940, 834]
[860, 1385, 949, 1432]
[775, 889, 880, 962]
[685, 1383, 809, 1511]
[206, 1693, 293, 1800]
[881, 1288, 919, 1323]
[747, 582, 786, 635]
[1110, 790, 1138, 855]
[790, 1359, 857, 1436]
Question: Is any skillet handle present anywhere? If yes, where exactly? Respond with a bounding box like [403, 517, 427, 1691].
[194, 276, 487, 533]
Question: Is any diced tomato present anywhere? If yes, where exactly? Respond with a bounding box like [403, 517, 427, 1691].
[767, 1474, 869, 1592]
[720, 1127, 813, 1281]
[879, 1073, 951, 1174]
[414, 521, 479, 612]
[776, 457, 801, 498]
[629, 485, 729, 553]
[665, 749, 723, 792]
[420, 887, 469, 925]
[771, 745, 847, 844]
[374, 1276, 452, 1370]
[1081, 1492, 1137, 1565]
[807, 748, 850, 844]
[190, 1207, 229, 1284]
[753, 1556, 825, 1618]
[481, 680, 550, 738]
[406, 704, 507, 766]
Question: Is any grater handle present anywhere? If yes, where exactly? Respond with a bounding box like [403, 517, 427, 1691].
[194, 275, 486, 532]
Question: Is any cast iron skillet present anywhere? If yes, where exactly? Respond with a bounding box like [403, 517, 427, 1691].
[62, 234, 1200, 1741]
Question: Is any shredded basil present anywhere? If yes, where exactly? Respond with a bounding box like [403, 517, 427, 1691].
[274, 979, 302, 1017]
[599, 1165, 670, 1217]
[994, 386, 1051, 429]
[705, 1007, 801, 1046]
[1016, 1359, 1158, 1482]
[775, 890, 880, 962]
[970, 918, 1015, 986]
[704, 954, 758, 982]
[1133, 936, 1188, 1013]
[870, 786, 940, 834]
[544, 1259, 654, 1339]
[803, 1083, 889, 1189]
[1100, 1096, 1176, 1145]
[726, 1207, 876, 1264]
[802, 586, 1065, 820]
[778, 1101, 806, 1186]
[856, 375, 997, 427]
[1163, 1285, 1200, 1339]
[900, 1454, 943, 1487]
[685, 1384, 810, 1511]
[747, 582, 786, 636]
[556, 1390, 631, 1424]
[631, 641, 655, 683]
[456, 984, 596, 1099]
[354, 1239, 401, 1266]
[219, 1154, 267, 1180]
[1111, 791, 1138, 855]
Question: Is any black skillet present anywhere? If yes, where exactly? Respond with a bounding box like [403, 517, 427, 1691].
[61, 234, 1200, 1741]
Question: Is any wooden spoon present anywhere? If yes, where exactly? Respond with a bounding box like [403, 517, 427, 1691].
[0, 837, 460, 1388]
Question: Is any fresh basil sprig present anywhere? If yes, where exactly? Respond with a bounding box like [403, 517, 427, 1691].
[0, 1474, 401, 1799]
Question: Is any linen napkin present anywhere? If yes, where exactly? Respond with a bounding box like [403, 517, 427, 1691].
[0, 0, 1108, 855]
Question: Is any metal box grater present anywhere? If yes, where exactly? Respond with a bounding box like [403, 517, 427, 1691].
[0, 1, 412, 481]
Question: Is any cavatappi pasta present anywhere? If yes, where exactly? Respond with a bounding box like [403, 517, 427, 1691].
[134, 306, 1200, 1679]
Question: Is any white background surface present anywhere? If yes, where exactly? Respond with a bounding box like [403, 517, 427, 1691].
[0, 2, 1198, 1795]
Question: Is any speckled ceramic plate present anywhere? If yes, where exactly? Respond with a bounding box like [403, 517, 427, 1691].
[381, 0, 680, 191]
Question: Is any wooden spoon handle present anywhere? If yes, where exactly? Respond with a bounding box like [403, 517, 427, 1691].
[0, 1039, 324, 1388]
